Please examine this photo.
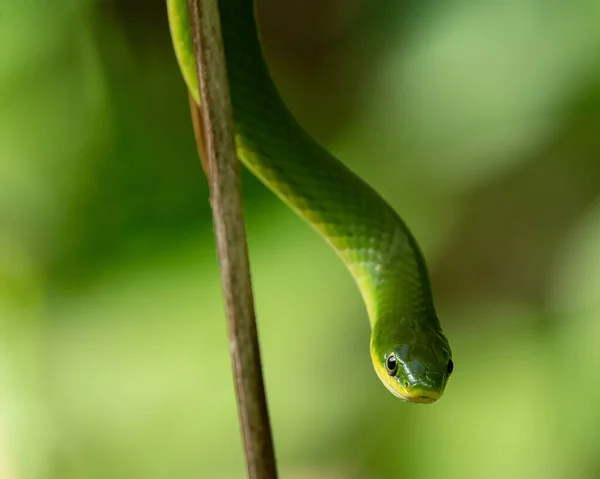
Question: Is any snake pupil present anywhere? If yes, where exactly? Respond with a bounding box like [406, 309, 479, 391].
[446, 359, 454, 376]
[385, 354, 398, 376]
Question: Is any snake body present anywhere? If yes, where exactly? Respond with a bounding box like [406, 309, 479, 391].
[167, 0, 453, 402]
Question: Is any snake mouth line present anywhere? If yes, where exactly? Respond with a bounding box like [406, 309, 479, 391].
[403, 391, 441, 404]
[385, 382, 441, 404]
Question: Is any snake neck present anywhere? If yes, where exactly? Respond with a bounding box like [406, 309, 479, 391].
[216, 0, 438, 330]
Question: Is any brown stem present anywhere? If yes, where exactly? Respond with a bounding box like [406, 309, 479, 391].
[185, 0, 278, 477]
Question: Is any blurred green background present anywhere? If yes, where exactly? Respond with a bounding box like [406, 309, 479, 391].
[2, 0, 600, 477]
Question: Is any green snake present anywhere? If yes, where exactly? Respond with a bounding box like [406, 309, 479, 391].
[167, 0, 453, 403]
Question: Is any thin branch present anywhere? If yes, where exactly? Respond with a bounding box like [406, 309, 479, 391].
[185, 1, 278, 478]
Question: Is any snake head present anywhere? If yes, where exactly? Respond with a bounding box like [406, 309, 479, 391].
[370, 320, 453, 403]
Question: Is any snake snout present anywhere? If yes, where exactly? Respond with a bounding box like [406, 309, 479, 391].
[404, 380, 444, 403]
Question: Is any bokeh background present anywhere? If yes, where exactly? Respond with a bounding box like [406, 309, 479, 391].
[2, 0, 600, 477]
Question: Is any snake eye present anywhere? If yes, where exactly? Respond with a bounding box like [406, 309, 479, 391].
[446, 359, 454, 376]
[385, 354, 398, 376]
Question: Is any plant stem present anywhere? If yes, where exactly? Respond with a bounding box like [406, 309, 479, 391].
[185, 0, 278, 477]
